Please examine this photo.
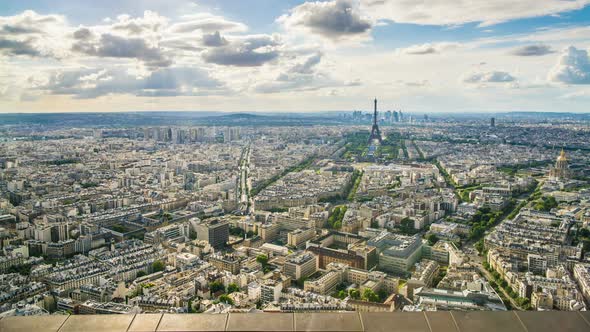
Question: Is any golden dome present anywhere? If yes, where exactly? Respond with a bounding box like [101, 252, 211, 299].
[556, 149, 567, 162]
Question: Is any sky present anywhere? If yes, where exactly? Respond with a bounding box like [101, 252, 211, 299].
[1, 0, 590, 113]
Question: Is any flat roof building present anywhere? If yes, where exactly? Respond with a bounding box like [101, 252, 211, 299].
[194, 218, 229, 249]
[284, 252, 317, 280]
[368, 231, 424, 276]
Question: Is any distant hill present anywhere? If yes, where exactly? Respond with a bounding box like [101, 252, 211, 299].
[0, 110, 588, 128]
[214, 113, 265, 119]
[0, 111, 348, 128]
[503, 112, 590, 119]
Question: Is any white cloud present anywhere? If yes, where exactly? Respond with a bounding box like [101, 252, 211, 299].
[360, 0, 590, 27]
[0, 10, 65, 34]
[0, 38, 41, 56]
[509, 44, 554, 56]
[463, 71, 516, 83]
[111, 11, 168, 35]
[397, 42, 460, 55]
[291, 52, 322, 74]
[0, 9, 341, 102]
[278, 0, 372, 41]
[3, 6, 590, 112]
[559, 89, 590, 99]
[170, 14, 247, 33]
[402, 80, 429, 87]
[72, 33, 172, 67]
[548, 46, 590, 84]
[202, 31, 228, 47]
[252, 52, 360, 93]
[39, 66, 227, 98]
[202, 34, 281, 67]
[0, 10, 69, 58]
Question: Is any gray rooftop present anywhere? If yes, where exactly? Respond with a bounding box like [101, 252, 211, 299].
[2, 311, 590, 332]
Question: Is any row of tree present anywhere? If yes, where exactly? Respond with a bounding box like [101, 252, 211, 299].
[533, 196, 558, 212]
[327, 206, 347, 229]
[333, 287, 388, 303]
[229, 226, 256, 238]
[483, 261, 531, 310]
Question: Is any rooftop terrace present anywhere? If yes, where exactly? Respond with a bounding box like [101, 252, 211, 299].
[2, 311, 590, 332]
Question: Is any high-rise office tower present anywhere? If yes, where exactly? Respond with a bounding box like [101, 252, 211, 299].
[197, 127, 206, 142]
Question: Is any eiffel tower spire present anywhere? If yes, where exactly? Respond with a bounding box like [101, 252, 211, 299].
[368, 98, 382, 143]
[373, 98, 377, 126]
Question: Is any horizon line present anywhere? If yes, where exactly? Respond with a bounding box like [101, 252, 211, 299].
[0, 110, 589, 116]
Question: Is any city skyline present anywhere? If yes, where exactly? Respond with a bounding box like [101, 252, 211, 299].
[1, 0, 590, 113]
[2, 92, 590, 321]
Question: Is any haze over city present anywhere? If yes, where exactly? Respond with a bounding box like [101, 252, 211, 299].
[1, 0, 590, 113]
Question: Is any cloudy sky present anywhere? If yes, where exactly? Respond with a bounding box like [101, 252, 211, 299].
[1, 0, 590, 113]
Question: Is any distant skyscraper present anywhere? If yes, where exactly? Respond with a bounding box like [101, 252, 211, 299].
[189, 128, 197, 142]
[393, 111, 399, 122]
[231, 127, 240, 141]
[143, 128, 151, 140]
[197, 127, 206, 142]
[224, 127, 240, 142]
[176, 129, 186, 144]
[166, 128, 173, 142]
[490, 117, 496, 127]
[156, 128, 164, 141]
[351, 110, 362, 122]
[368, 98, 382, 143]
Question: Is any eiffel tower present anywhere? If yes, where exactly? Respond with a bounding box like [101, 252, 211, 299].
[368, 98, 382, 143]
